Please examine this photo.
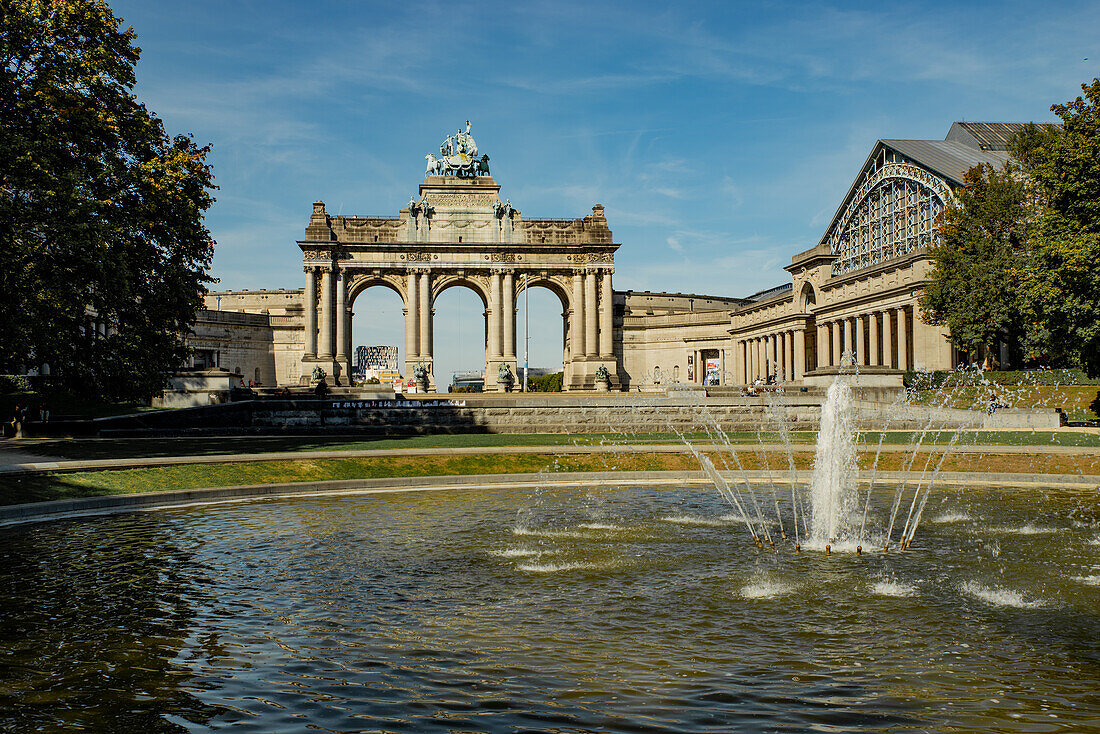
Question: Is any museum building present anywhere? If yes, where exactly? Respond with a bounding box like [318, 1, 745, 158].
[192, 122, 1035, 390]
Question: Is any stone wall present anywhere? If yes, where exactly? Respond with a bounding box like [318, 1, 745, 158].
[195, 291, 305, 386]
[617, 308, 733, 390]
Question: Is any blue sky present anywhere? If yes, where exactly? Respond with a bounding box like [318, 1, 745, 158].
[111, 0, 1097, 382]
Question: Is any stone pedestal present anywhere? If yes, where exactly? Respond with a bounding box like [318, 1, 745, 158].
[567, 358, 622, 391]
[802, 365, 905, 402]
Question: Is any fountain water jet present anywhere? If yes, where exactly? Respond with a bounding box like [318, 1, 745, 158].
[807, 377, 859, 547]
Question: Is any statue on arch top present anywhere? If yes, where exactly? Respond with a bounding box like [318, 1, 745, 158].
[427, 121, 488, 177]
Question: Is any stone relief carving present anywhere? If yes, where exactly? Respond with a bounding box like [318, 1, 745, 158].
[569, 252, 614, 263]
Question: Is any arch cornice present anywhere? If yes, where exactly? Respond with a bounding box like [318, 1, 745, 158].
[346, 273, 406, 304]
[431, 273, 490, 308]
[515, 273, 573, 310]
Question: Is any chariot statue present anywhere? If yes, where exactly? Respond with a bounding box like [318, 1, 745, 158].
[425, 121, 490, 177]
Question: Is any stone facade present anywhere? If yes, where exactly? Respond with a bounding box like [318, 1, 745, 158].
[191, 122, 1031, 390]
[194, 291, 304, 386]
[297, 173, 620, 392]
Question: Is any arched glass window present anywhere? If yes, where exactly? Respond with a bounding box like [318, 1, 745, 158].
[828, 163, 952, 276]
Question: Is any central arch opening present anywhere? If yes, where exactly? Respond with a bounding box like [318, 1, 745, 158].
[515, 282, 566, 391]
[349, 284, 405, 386]
[432, 284, 487, 392]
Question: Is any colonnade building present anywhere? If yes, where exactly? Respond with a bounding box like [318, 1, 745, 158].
[196, 122, 1031, 390]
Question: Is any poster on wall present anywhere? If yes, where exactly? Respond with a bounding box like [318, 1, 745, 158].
[706, 358, 720, 385]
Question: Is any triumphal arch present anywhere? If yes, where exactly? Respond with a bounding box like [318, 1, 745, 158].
[298, 122, 621, 392]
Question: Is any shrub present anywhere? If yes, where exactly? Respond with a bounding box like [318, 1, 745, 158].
[904, 368, 1100, 389]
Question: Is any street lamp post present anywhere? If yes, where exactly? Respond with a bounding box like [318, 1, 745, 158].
[523, 272, 529, 392]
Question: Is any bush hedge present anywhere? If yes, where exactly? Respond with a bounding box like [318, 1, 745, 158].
[904, 368, 1100, 389]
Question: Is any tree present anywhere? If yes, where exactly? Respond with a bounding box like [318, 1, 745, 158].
[920, 163, 1029, 366]
[0, 0, 215, 401]
[1012, 81, 1100, 377]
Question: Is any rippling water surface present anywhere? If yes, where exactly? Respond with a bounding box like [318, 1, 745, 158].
[1, 483, 1099, 732]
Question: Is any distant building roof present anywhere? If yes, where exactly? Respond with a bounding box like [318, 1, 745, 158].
[878, 139, 1010, 185]
[945, 121, 1060, 151]
[814, 121, 1059, 267]
[744, 283, 793, 302]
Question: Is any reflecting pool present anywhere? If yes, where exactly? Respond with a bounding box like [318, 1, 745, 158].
[1, 483, 1098, 732]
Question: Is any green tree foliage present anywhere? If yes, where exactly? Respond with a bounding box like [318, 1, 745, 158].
[920, 163, 1029, 363]
[526, 372, 563, 392]
[1011, 81, 1100, 378]
[0, 0, 215, 400]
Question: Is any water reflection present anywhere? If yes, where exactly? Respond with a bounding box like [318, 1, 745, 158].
[0, 484, 1097, 732]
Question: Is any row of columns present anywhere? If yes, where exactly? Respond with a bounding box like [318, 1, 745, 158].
[304, 266, 353, 369]
[403, 270, 435, 368]
[304, 265, 614, 389]
[735, 329, 806, 384]
[815, 306, 911, 370]
[569, 269, 614, 359]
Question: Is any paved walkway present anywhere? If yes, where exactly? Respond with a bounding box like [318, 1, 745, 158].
[0, 447, 63, 466]
[2, 441, 1099, 475]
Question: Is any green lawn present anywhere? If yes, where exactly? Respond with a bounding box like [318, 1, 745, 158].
[3, 444, 1097, 508]
[7, 428, 1100, 465]
[908, 384, 1100, 422]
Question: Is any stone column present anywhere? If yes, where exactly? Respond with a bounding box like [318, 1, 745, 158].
[897, 306, 909, 371]
[489, 270, 501, 360]
[719, 348, 726, 386]
[784, 331, 794, 381]
[346, 309, 354, 367]
[502, 270, 515, 360]
[794, 328, 806, 380]
[303, 266, 317, 358]
[405, 271, 418, 363]
[319, 266, 334, 359]
[881, 309, 893, 369]
[756, 337, 764, 380]
[868, 311, 879, 366]
[773, 333, 782, 379]
[817, 323, 827, 369]
[599, 269, 613, 357]
[419, 270, 431, 362]
[855, 314, 865, 366]
[831, 321, 841, 367]
[571, 273, 585, 359]
[584, 269, 598, 357]
[335, 269, 347, 363]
